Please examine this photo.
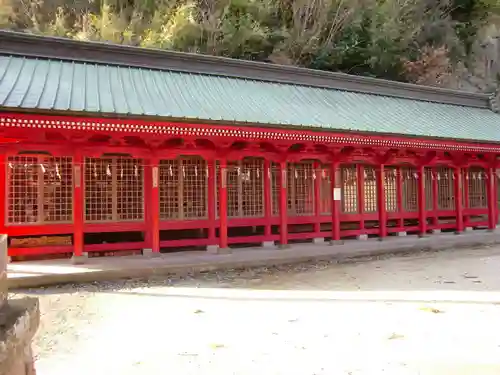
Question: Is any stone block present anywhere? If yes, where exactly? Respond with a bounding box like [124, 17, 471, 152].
[432, 229, 441, 235]
[313, 238, 326, 245]
[71, 252, 89, 265]
[206, 245, 232, 255]
[396, 231, 407, 237]
[357, 234, 368, 241]
[261, 241, 276, 249]
[142, 248, 161, 258]
[465, 227, 474, 232]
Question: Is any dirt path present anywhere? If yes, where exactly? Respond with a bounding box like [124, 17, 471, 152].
[11, 246, 500, 375]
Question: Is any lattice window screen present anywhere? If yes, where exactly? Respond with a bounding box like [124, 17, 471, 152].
[84, 157, 144, 222]
[384, 167, 397, 212]
[402, 167, 418, 212]
[363, 166, 377, 213]
[7, 155, 73, 225]
[159, 157, 207, 220]
[217, 158, 265, 218]
[436, 166, 455, 210]
[341, 165, 358, 213]
[467, 167, 487, 209]
[319, 164, 332, 215]
[287, 162, 315, 216]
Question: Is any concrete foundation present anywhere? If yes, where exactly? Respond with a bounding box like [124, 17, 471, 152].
[357, 234, 368, 241]
[313, 238, 326, 245]
[206, 245, 232, 255]
[71, 252, 89, 265]
[261, 241, 276, 249]
[0, 234, 40, 375]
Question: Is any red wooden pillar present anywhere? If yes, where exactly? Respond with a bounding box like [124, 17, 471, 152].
[0, 153, 6, 238]
[72, 151, 85, 262]
[219, 159, 228, 249]
[313, 161, 321, 236]
[279, 161, 288, 247]
[396, 167, 404, 230]
[487, 167, 497, 230]
[417, 165, 427, 237]
[357, 164, 365, 231]
[150, 157, 160, 253]
[454, 166, 464, 233]
[377, 164, 387, 239]
[264, 159, 272, 239]
[207, 160, 216, 244]
[330, 162, 341, 242]
[432, 168, 439, 226]
[463, 168, 469, 228]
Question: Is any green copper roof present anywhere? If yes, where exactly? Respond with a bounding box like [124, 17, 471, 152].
[1, 55, 500, 143]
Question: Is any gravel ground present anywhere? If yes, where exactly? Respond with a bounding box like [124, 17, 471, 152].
[10, 245, 500, 375]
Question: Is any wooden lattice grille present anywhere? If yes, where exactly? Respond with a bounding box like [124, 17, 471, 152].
[341, 165, 358, 213]
[7, 155, 73, 225]
[384, 167, 397, 212]
[436, 166, 455, 210]
[401, 167, 418, 212]
[363, 166, 377, 213]
[467, 167, 487, 209]
[85, 157, 144, 222]
[287, 162, 315, 216]
[159, 157, 207, 220]
[319, 164, 332, 215]
[217, 158, 265, 218]
[271, 162, 280, 216]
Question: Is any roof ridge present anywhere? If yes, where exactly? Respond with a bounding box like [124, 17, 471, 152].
[0, 30, 492, 109]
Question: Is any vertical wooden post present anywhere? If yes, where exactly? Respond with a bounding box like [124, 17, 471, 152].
[219, 159, 228, 249]
[151, 157, 160, 253]
[72, 151, 84, 261]
[313, 161, 321, 237]
[357, 164, 365, 231]
[454, 166, 464, 233]
[279, 161, 288, 247]
[0, 154, 6, 250]
[463, 167, 469, 227]
[396, 167, 404, 230]
[377, 164, 387, 239]
[207, 160, 216, 244]
[263, 159, 272, 239]
[432, 167, 439, 226]
[417, 165, 427, 237]
[487, 167, 497, 230]
[330, 162, 341, 242]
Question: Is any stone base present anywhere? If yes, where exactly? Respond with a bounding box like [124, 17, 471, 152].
[0, 298, 40, 375]
[396, 231, 407, 237]
[142, 248, 161, 258]
[464, 227, 474, 232]
[357, 234, 368, 241]
[277, 244, 290, 250]
[71, 252, 89, 265]
[206, 245, 232, 255]
[261, 241, 276, 249]
[329, 240, 344, 245]
[313, 238, 325, 245]
[431, 229, 441, 235]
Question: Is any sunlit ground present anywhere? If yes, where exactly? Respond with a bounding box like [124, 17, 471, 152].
[14, 245, 500, 375]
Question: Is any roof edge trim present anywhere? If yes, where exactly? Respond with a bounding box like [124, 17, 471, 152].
[0, 30, 492, 109]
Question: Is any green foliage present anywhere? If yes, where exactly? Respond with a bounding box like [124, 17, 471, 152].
[1, 0, 498, 88]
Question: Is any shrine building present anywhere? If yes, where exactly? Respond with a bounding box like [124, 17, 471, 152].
[0, 31, 500, 262]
